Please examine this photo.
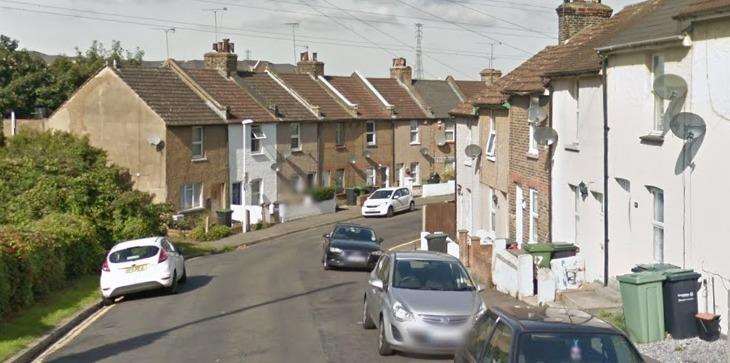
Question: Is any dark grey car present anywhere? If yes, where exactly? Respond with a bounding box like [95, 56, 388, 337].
[322, 223, 383, 270]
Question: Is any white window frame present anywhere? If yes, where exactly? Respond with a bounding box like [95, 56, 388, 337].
[409, 120, 420, 145]
[366, 167, 376, 186]
[290, 123, 301, 151]
[181, 182, 203, 211]
[651, 54, 666, 133]
[192, 126, 204, 159]
[486, 116, 497, 160]
[366, 121, 376, 146]
[444, 121, 455, 142]
[322, 170, 331, 187]
[249, 179, 262, 206]
[574, 78, 581, 143]
[529, 188, 539, 243]
[410, 162, 420, 185]
[250, 125, 265, 154]
[528, 123, 538, 156]
[335, 169, 345, 190]
[489, 187, 497, 233]
[335, 122, 344, 146]
[573, 185, 580, 245]
[650, 187, 664, 263]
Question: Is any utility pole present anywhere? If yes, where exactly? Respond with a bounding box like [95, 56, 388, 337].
[203, 7, 228, 42]
[415, 23, 424, 80]
[245, 49, 252, 60]
[285, 22, 300, 64]
[162, 27, 175, 59]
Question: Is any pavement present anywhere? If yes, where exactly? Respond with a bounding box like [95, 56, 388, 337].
[42, 198, 521, 363]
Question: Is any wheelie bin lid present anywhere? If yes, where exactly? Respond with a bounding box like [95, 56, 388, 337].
[663, 269, 702, 282]
[631, 263, 680, 273]
[522, 243, 577, 253]
[617, 271, 666, 285]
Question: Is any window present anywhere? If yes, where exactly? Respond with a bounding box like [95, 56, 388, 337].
[181, 182, 202, 210]
[480, 321, 513, 363]
[490, 187, 497, 233]
[517, 333, 643, 363]
[192, 126, 204, 159]
[306, 173, 316, 189]
[573, 185, 580, 245]
[652, 54, 666, 132]
[486, 116, 497, 158]
[251, 125, 265, 153]
[366, 121, 376, 145]
[650, 187, 664, 263]
[466, 313, 498, 358]
[334, 169, 345, 191]
[529, 189, 538, 243]
[335, 122, 345, 146]
[574, 79, 581, 142]
[231, 182, 242, 205]
[528, 123, 538, 155]
[322, 171, 331, 187]
[366, 167, 376, 186]
[444, 121, 455, 142]
[409, 162, 420, 185]
[409, 120, 420, 144]
[290, 123, 301, 151]
[249, 179, 262, 206]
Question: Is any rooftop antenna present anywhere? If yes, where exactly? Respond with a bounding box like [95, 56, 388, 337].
[245, 49, 251, 60]
[159, 27, 175, 59]
[488, 42, 495, 69]
[415, 23, 424, 80]
[285, 22, 300, 64]
[203, 7, 228, 42]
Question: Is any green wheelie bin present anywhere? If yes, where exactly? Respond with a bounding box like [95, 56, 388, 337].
[523, 243, 578, 268]
[618, 272, 666, 344]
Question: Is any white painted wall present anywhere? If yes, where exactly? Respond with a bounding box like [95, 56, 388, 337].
[551, 76, 606, 282]
[606, 20, 730, 332]
[228, 122, 278, 225]
[279, 197, 336, 222]
[456, 117, 483, 235]
[422, 180, 455, 197]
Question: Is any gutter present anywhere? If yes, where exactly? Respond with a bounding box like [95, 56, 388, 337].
[596, 35, 685, 54]
[601, 57, 610, 287]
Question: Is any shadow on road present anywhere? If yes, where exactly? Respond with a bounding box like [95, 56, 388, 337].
[47, 281, 356, 363]
[116, 274, 214, 303]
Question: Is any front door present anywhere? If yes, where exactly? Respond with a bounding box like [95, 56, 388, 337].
[515, 185, 524, 246]
[397, 164, 405, 186]
[462, 188, 472, 233]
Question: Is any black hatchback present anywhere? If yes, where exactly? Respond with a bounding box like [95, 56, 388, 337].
[322, 223, 383, 270]
[455, 305, 644, 363]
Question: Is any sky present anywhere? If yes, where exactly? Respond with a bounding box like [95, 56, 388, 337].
[0, 0, 637, 80]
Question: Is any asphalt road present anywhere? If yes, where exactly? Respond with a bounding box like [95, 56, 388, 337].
[44, 208, 451, 363]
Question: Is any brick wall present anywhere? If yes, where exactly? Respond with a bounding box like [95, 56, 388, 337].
[556, 1, 613, 43]
[394, 119, 455, 185]
[276, 121, 319, 201]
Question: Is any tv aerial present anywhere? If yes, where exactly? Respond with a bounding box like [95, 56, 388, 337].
[464, 144, 482, 158]
[670, 112, 706, 141]
[435, 132, 447, 147]
[270, 162, 281, 172]
[534, 127, 559, 146]
[528, 96, 548, 125]
[348, 154, 357, 165]
[653, 74, 688, 100]
[419, 147, 431, 157]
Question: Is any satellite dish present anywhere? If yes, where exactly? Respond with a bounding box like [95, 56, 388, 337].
[419, 147, 431, 157]
[533, 127, 559, 146]
[435, 133, 447, 147]
[653, 74, 687, 100]
[363, 150, 373, 159]
[670, 112, 706, 140]
[348, 154, 357, 164]
[464, 144, 482, 158]
[528, 96, 548, 125]
[270, 162, 281, 172]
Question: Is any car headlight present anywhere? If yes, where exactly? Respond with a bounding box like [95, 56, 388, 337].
[392, 301, 413, 322]
[329, 247, 343, 253]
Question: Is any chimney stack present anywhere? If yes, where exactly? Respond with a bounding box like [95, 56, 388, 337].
[479, 68, 502, 85]
[556, 0, 612, 44]
[390, 57, 412, 85]
[204, 38, 238, 77]
[296, 51, 325, 77]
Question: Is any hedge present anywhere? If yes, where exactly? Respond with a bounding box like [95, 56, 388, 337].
[309, 187, 335, 202]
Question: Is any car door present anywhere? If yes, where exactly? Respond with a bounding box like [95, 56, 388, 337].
[390, 189, 402, 211]
[458, 313, 498, 363]
[164, 240, 183, 277]
[476, 321, 514, 363]
[401, 188, 412, 208]
[368, 255, 390, 324]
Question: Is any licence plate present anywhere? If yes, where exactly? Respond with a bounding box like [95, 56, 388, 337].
[348, 254, 367, 262]
[126, 265, 147, 273]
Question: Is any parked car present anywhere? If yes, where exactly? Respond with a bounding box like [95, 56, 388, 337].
[454, 305, 644, 363]
[322, 223, 384, 270]
[362, 251, 486, 356]
[100, 237, 186, 305]
[361, 187, 415, 218]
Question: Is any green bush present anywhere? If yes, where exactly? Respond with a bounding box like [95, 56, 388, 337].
[189, 225, 207, 241]
[309, 187, 335, 202]
[188, 224, 232, 242]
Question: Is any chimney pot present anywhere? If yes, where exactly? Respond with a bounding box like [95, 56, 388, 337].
[296, 50, 324, 76]
[390, 57, 412, 84]
[479, 68, 502, 85]
[556, 0, 612, 44]
[204, 39, 238, 76]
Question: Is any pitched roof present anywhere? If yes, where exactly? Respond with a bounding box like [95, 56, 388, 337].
[600, 0, 692, 50]
[453, 80, 488, 99]
[675, 0, 730, 19]
[411, 79, 462, 118]
[450, 83, 507, 116]
[499, 46, 564, 94]
[180, 68, 276, 122]
[277, 73, 352, 120]
[326, 75, 391, 119]
[114, 66, 223, 125]
[366, 78, 428, 119]
[141, 59, 296, 73]
[233, 72, 317, 121]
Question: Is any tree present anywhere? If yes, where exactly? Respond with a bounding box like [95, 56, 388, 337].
[0, 35, 52, 117]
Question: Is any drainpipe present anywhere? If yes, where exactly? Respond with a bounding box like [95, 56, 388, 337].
[602, 57, 610, 287]
[242, 119, 253, 228]
[392, 119, 396, 188]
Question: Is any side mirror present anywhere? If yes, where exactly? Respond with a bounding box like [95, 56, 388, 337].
[323, 233, 331, 239]
[377, 237, 384, 244]
[369, 279, 384, 290]
[477, 284, 486, 292]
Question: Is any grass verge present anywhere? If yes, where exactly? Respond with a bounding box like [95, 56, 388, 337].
[0, 275, 100, 361]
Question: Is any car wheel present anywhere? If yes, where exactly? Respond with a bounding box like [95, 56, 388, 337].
[409, 201, 415, 211]
[102, 297, 115, 306]
[179, 267, 187, 284]
[386, 207, 394, 218]
[378, 316, 394, 356]
[362, 298, 375, 329]
[166, 272, 178, 294]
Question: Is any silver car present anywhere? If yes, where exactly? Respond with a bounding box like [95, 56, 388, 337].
[362, 251, 486, 356]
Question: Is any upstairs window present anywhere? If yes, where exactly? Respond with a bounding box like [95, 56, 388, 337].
[489, 187, 497, 233]
[528, 124, 538, 156]
[366, 121, 376, 146]
[409, 120, 420, 144]
[251, 125, 265, 154]
[529, 189, 539, 243]
[574, 79, 581, 142]
[290, 123, 301, 151]
[444, 121, 455, 142]
[335, 122, 345, 146]
[192, 126, 204, 159]
[486, 116, 497, 159]
[652, 55, 666, 132]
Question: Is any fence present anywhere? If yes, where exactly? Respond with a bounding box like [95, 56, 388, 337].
[423, 200, 456, 240]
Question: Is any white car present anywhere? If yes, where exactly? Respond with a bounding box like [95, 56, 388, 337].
[361, 187, 415, 217]
[100, 237, 186, 305]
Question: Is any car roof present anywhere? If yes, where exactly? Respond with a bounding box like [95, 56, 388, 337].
[110, 237, 164, 252]
[392, 250, 459, 262]
[334, 222, 373, 230]
[490, 305, 622, 335]
[375, 187, 400, 191]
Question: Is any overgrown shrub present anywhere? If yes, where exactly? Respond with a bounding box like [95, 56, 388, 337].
[189, 225, 207, 241]
[309, 187, 335, 202]
[188, 224, 232, 241]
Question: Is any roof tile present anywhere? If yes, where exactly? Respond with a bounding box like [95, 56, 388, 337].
[277, 73, 352, 120]
[234, 72, 317, 121]
[367, 78, 428, 119]
[326, 75, 390, 119]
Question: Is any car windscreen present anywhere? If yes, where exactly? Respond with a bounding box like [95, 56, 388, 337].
[332, 226, 377, 242]
[392, 259, 475, 291]
[517, 332, 643, 363]
[369, 190, 393, 199]
[109, 246, 160, 263]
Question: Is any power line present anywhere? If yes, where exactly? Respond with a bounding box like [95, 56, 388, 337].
[442, 0, 552, 35]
